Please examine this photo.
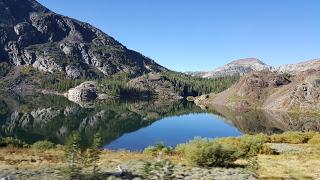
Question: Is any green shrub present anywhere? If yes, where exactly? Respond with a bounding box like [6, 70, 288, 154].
[176, 138, 240, 167]
[0, 62, 11, 77]
[31, 140, 55, 150]
[143, 159, 175, 179]
[258, 144, 278, 155]
[241, 134, 271, 157]
[214, 134, 271, 157]
[0, 137, 28, 148]
[308, 134, 320, 144]
[270, 131, 309, 144]
[143, 143, 174, 156]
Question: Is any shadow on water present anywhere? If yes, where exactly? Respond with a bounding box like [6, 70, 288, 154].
[1, 91, 319, 149]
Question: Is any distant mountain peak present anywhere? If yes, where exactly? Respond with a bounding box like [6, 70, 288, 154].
[228, 58, 266, 65]
[198, 58, 271, 78]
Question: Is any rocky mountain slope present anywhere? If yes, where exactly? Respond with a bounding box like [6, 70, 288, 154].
[0, 0, 166, 79]
[189, 58, 320, 78]
[275, 59, 320, 74]
[195, 69, 320, 113]
[188, 58, 271, 78]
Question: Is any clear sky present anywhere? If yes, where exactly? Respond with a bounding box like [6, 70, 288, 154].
[37, 0, 320, 72]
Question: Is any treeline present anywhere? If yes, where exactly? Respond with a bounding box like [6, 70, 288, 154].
[36, 70, 239, 97]
[39, 76, 85, 92]
[98, 74, 153, 99]
[160, 72, 239, 97]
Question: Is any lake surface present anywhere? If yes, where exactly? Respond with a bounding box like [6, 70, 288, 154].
[1, 92, 319, 151]
[105, 113, 241, 150]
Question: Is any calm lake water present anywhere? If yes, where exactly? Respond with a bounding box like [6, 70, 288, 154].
[1, 92, 319, 151]
[105, 113, 241, 150]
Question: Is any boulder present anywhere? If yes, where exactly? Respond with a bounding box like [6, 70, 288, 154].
[65, 81, 97, 104]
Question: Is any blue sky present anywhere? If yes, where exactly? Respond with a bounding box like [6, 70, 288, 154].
[37, 0, 320, 72]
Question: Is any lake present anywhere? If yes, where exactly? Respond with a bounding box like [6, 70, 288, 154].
[1, 92, 319, 151]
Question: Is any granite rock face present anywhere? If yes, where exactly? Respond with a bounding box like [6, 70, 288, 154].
[65, 81, 97, 104]
[0, 0, 166, 79]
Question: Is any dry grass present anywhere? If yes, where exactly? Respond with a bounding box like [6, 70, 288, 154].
[0, 148, 65, 171]
[257, 144, 320, 179]
[1, 139, 319, 179]
[0, 148, 186, 172]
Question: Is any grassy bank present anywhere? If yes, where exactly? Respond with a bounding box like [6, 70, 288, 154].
[1, 131, 320, 179]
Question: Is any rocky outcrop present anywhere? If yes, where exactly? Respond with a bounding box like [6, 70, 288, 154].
[0, 0, 166, 79]
[64, 81, 97, 106]
[195, 70, 320, 113]
[264, 70, 320, 112]
[129, 73, 183, 100]
[275, 59, 320, 74]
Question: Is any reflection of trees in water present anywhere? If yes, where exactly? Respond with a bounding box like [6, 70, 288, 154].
[207, 105, 320, 134]
[0, 92, 203, 146]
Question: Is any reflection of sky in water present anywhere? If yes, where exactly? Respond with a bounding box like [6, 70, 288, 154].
[105, 113, 242, 151]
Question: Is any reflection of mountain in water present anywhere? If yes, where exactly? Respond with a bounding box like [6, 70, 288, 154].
[1, 92, 319, 147]
[207, 105, 320, 134]
[0, 92, 203, 146]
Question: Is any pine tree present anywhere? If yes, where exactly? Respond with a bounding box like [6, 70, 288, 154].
[85, 132, 103, 176]
[64, 132, 82, 178]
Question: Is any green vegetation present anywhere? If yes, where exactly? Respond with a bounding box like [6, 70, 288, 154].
[0, 62, 11, 77]
[143, 143, 174, 156]
[84, 132, 103, 175]
[174, 132, 319, 168]
[98, 73, 153, 98]
[270, 131, 315, 144]
[63, 132, 104, 178]
[1, 131, 320, 179]
[308, 134, 320, 144]
[160, 72, 240, 97]
[31, 140, 56, 150]
[279, 72, 293, 80]
[64, 132, 82, 178]
[0, 137, 28, 148]
[38, 73, 85, 92]
[143, 159, 175, 179]
[176, 138, 240, 167]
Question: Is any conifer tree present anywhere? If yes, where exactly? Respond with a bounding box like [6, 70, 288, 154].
[64, 132, 82, 178]
[85, 132, 103, 175]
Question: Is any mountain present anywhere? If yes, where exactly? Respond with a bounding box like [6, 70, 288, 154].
[195, 69, 320, 113]
[0, 0, 166, 79]
[188, 58, 320, 79]
[275, 59, 320, 74]
[188, 58, 271, 78]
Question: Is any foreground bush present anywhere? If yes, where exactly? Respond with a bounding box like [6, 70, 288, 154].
[143, 143, 174, 156]
[31, 140, 55, 150]
[176, 138, 240, 167]
[143, 159, 175, 179]
[270, 131, 311, 144]
[308, 134, 320, 144]
[214, 134, 274, 158]
[0, 137, 28, 148]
